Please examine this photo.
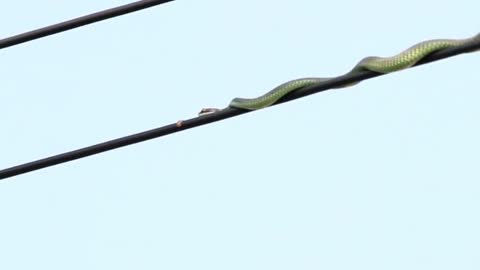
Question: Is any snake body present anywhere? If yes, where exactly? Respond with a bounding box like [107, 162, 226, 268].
[227, 34, 479, 111]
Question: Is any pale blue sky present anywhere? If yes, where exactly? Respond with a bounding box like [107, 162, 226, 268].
[1, 1, 479, 269]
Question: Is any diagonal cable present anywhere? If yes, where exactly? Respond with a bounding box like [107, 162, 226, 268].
[1, 35, 479, 180]
[0, 0, 175, 50]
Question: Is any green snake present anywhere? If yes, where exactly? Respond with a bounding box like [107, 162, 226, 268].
[200, 33, 479, 113]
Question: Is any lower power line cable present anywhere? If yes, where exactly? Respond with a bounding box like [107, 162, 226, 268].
[1, 34, 479, 180]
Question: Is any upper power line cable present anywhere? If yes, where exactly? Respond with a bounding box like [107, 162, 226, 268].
[0, 0, 175, 49]
[1, 35, 479, 180]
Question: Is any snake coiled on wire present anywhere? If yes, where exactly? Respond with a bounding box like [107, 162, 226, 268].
[222, 33, 480, 111]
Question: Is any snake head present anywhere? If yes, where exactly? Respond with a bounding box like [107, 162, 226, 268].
[198, 108, 221, 116]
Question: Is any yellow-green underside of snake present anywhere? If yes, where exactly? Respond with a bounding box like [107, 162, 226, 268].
[228, 33, 480, 110]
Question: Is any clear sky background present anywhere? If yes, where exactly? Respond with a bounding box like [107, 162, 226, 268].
[0, 1, 479, 269]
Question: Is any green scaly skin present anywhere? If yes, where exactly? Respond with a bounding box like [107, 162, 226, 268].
[228, 34, 480, 111]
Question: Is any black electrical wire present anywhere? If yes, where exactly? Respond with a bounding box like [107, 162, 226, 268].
[1, 37, 479, 180]
[0, 0, 175, 49]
